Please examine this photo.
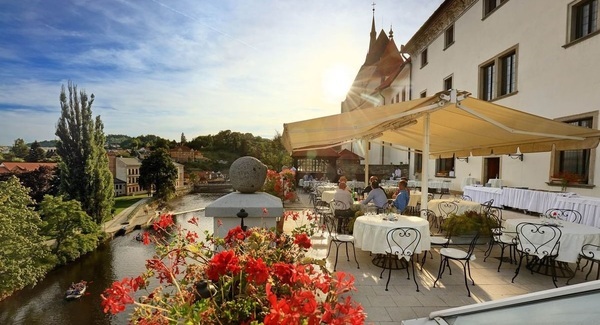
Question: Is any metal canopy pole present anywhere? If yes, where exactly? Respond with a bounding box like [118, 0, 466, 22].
[420, 112, 430, 217]
[364, 139, 370, 184]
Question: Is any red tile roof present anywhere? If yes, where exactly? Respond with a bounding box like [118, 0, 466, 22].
[0, 162, 57, 174]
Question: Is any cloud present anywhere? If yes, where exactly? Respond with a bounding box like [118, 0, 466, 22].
[0, 0, 444, 145]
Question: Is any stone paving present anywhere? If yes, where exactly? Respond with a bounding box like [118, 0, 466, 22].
[285, 192, 595, 324]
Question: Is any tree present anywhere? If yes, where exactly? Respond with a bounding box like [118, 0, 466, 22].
[55, 81, 114, 224]
[180, 132, 187, 145]
[0, 165, 59, 205]
[139, 148, 177, 202]
[26, 141, 46, 162]
[10, 138, 29, 159]
[0, 177, 56, 299]
[39, 195, 101, 265]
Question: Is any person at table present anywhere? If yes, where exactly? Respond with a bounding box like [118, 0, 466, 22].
[361, 181, 387, 210]
[362, 176, 378, 195]
[333, 182, 355, 233]
[392, 180, 410, 214]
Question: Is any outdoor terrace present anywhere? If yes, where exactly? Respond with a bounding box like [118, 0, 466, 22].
[286, 192, 597, 324]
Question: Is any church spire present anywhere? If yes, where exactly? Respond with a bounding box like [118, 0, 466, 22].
[369, 2, 376, 52]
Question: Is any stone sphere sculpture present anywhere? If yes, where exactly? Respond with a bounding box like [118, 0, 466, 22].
[229, 156, 267, 193]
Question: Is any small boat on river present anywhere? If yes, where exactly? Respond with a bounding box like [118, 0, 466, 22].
[65, 281, 87, 300]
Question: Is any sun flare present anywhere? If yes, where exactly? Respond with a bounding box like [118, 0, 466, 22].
[322, 64, 354, 103]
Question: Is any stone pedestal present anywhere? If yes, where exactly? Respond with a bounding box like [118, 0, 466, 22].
[205, 192, 283, 234]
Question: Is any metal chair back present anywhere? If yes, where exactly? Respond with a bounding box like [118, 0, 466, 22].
[544, 208, 583, 224]
[515, 222, 562, 258]
[438, 201, 458, 219]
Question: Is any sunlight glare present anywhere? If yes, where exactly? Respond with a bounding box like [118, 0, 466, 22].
[322, 64, 354, 104]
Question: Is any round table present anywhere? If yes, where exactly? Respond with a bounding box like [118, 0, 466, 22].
[353, 214, 431, 254]
[504, 218, 600, 264]
[428, 199, 481, 216]
[354, 214, 431, 268]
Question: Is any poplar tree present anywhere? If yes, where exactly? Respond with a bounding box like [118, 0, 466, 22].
[55, 81, 114, 224]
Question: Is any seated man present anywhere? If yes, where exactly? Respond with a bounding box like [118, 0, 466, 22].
[392, 180, 410, 214]
[361, 181, 388, 211]
[333, 182, 355, 233]
[362, 176, 378, 196]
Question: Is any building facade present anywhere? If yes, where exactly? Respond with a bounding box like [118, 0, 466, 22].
[345, 0, 600, 195]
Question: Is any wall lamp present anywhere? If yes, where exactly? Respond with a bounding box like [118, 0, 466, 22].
[456, 156, 469, 163]
[507, 153, 524, 161]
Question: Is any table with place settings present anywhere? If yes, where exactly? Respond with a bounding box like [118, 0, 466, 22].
[353, 214, 431, 254]
[428, 199, 481, 216]
[504, 218, 600, 263]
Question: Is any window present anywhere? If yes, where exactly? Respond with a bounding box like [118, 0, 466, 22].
[481, 63, 495, 101]
[444, 24, 455, 48]
[552, 112, 598, 185]
[421, 48, 428, 68]
[420, 90, 427, 98]
[569, 0, 599, 42]
[479, 46, 518, 101]
[483, 0, 509, 17]
[444, 75, 453, 91]
[499, 51, 516, 96]
[414, 151, 422, 173]
[435, 158, 454, 177]
[296, 158, 328, 173]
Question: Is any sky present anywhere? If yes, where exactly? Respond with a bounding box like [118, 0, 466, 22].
[0, 0, 444, 146]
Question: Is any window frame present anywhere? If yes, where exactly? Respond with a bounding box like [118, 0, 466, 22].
[420, 48, 428, 68]
[566, 0, 600, 45]
[478, 45, 518, 101]
[444, 24, 455, 49]
[549, 111, 598, 187]
[435, 157, 455, 178]
[483, 0, 509, 19]
[443, 74, 454, 91]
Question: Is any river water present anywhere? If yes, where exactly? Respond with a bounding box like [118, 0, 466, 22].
[0, 193, 224, 325]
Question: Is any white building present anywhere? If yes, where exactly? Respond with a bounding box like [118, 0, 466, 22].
[345, 0, 600, 195]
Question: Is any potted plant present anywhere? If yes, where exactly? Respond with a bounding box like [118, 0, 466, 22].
[442, 210, 499, 243]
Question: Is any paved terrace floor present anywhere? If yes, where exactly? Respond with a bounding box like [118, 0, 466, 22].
[284, 192, 596, 325]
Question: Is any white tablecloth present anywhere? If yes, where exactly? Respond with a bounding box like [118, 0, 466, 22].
[502, 188, 568, 213]
[321, 190, 336, 203]
[488, 178, 503, 188]
[428, 199, 481, 216]
[554, 196, 600, 228]
[504, 218, 600, 263]
[353, 215, 431, 254]
[463, 186, 503, 207]
[408, 191, 421, 208]
[461, 177, 477, 190]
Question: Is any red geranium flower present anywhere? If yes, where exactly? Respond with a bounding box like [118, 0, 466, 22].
[245, 257, 269, 284]
[153, 214, 174, 231]
[294, 233, 312, 249]
[206, 250, 241, 281]
[225, 226, 247, 244]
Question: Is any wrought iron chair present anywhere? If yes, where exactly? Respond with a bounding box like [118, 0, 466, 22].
[330, 200, 352, 234]
[460, 195, 472, 201]
[437, 201, 458, 230]
[314, 199, 332, 228]
[568, 243, 600, 284]
[512, 222, 562, 287]
[324, 214, 360, 272]
[381, 227, 422, 292]
[544, 208, 583, 224]
[433, 232, 481, 297]
[483, 208, 518, 272]
[480, 199, 494, 216]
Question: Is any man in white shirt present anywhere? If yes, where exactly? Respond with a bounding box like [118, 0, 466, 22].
[333, 182, 355, 232]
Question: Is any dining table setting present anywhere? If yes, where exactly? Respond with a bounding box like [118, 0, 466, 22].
[353, 213, 431, 255]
